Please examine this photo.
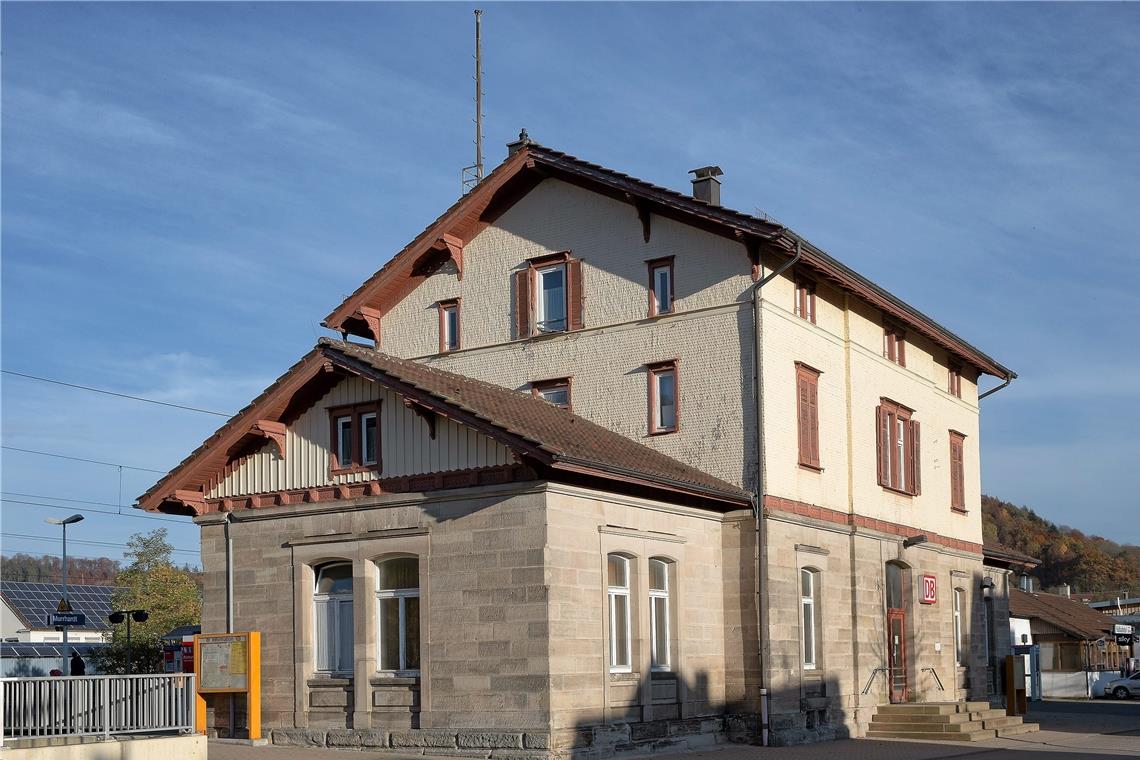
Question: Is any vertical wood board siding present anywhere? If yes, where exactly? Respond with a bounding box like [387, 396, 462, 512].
[207, 376, 514, 498]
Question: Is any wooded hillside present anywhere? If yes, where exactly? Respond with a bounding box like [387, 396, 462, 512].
[983, 495, 1140, 594]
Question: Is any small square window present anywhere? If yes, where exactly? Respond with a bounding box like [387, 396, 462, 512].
[531, 377, 572, 410]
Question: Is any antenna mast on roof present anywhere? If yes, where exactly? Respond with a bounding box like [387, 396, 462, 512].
[461, 9, 485, 195]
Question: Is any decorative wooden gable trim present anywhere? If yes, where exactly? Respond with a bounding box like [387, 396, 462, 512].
[250, 420, 287, 458]
[403, 397, 438, 439]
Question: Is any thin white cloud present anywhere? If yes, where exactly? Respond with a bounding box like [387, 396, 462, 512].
[5, 87, 185, 148]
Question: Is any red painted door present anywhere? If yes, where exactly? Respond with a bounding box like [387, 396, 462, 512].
[888, 609, 908, 703]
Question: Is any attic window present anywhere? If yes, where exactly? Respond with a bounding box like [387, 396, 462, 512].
[532, 377, 572, 410]
[514, 252, 584, 338]
[883, 323, 906, 367]
[329, 402, 382, 475]
[438, 298, 461, 353]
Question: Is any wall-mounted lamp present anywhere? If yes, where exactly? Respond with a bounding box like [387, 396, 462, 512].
[902, 535, 929, 549]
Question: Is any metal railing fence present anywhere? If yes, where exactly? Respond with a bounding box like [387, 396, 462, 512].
[1, 673, 195, 743]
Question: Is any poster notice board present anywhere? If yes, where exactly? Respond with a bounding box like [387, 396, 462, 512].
[194, 631, 261, 739]
[199, 634, 250, 692]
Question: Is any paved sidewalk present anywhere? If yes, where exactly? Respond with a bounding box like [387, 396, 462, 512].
[209, 701, 1140, 760]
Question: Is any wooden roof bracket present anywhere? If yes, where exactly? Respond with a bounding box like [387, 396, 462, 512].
[403, 397, 438, 439]
[625, 193, 652, 242]
[355, 307, 382, 347]
[738, 232, 763, 282]
[435, 233, 465, 281]
[167, 489, 207, 516]
[250, 420, 287, 458]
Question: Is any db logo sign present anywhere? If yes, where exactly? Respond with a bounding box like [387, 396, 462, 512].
[921, 574, 938, 604]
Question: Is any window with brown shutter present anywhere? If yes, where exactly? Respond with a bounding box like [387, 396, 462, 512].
[949, 431, 966, 512]
[883, 323, 906, 366]
[876, 398, 919, 496]
[795, 275, 816, 324]
[513, 252, 584, 338]
[948, 364, 962, 398]
[795, 363, 821, 470]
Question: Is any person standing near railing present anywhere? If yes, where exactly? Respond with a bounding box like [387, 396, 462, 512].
[69, 651, 86, 677]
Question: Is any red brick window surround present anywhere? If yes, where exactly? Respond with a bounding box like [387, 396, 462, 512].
[796, 363, 822, 470]
[437, 298, 461, 353]
[948, 363, 962, 398]
[876, 398, 920, 496]
[949, 431, 966, 513]
[329, 401, 382, 475]
[883, 323, 906, 367]
[531, 377, 572, 410]
[513, 251, 584, 338]
[647, 359, 679, 435]
[795, 275, 816, 324]
[646, 256, 675, 317]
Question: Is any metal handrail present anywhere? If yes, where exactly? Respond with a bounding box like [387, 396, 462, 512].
[862, 666, 887, 695]
[921, 666, 946, 691]
[1, 673, 196, 743]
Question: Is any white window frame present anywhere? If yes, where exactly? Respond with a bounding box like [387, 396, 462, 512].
[654, 368, 677, 432]
[335, 415, 353, 467]
[539, 385, 569, 408]
[313, 563, 354, 676]
[443, 304, 459, 351]
[652, 264, 673, 315]
[896, 417, 907, 492]
[376, 558, 420, 675]
[535, 264, 568, 333]
[953, 588, 964, 666]
[801, 568, 817, 670]
[361, 412, 378, 466]
[649, 558, 671, 672]
[608, 555, 632, 673]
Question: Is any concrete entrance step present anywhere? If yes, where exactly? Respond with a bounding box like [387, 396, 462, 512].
[868, 721, 983, 734]
[866, 728, 997, 742]
[981, 716, 1025, 730]
[996, 722, 1039, 737]
[875, 703, 962, 716]
[970, 709, 1010, 721]
[871, 712, 972, 724]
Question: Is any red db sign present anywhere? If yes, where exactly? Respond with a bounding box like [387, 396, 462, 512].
[921, 574, 937, 604]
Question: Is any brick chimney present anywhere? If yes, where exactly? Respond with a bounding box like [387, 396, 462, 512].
[689, 166, 723, 206]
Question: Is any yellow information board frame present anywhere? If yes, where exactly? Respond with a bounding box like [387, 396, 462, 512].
[193, 631, 261, 740]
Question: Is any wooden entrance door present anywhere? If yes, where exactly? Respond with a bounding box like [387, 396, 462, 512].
[888, 608, 908, 703]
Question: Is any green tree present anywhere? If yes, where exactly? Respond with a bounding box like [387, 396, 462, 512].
[92, 529, 201, 674]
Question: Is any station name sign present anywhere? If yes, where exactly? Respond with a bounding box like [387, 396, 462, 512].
[47, 612, 86, 627]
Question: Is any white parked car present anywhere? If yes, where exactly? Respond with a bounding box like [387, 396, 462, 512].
[1104, 672, 1140, 699]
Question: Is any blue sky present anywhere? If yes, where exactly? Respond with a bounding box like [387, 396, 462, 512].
[3, 2, 1139, 568]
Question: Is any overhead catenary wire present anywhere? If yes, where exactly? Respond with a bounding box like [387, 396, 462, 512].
[1, 446, 167, 474]
[1, 370, 232, 417]
[0, 498, 188, 525]
[0, 531, 199, 556]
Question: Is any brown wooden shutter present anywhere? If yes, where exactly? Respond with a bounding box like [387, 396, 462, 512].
[808, 379, 820, 467]
[568, 258, 584, 331]
[909, 420, 921, 495]
[876, 405, 886, 485]
[797, 376, 811, 466]
[514, 268, 531, 339]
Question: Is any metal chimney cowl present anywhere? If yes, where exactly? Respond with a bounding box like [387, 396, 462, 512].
[690, 165, 723, 206]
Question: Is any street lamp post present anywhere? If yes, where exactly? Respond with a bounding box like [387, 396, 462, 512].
[108, 609, 149, 674]
[45, 514, 84, 675]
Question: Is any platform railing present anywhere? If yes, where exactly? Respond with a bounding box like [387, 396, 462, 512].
[1, 673, 196, 743]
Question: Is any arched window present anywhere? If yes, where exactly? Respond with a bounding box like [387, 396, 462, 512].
[607, 554, 632, 672]
[953, 588, 965, 666]
[649, 558, 673, 671]
[800, 568, 821, 669]
[314, 562, 354, 674]
[376, 557, 420, 673]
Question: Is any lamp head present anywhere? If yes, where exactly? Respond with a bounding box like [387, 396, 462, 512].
[902, 534, 929, 549]
[45, 514, 84, 526]
[108, 612, 125, 625]
[131, 610, 149, 623]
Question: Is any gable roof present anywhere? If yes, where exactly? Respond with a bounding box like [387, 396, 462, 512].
[137, 339, 752, 515]
[324, 141, 1013, 381]
[1, 581, 119, 632]
[1009, 588, 1117, 640]
[982, 541, 1040, 570]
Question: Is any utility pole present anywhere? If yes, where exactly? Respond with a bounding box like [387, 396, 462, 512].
[462, 9, 485, 194]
